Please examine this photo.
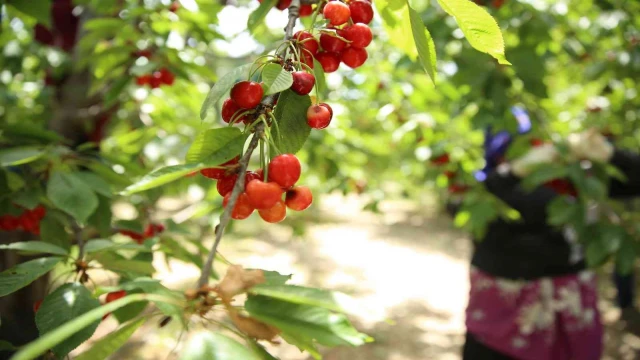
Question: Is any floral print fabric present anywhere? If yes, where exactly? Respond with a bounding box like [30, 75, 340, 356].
[465, 267, 602, 360]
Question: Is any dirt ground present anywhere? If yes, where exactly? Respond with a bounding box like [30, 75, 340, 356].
[96, 194, 640, 359]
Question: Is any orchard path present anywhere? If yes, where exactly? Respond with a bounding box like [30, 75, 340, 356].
[102, 194, 640, 360]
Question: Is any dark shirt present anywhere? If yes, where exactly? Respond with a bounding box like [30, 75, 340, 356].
[471, 149, 640, 280]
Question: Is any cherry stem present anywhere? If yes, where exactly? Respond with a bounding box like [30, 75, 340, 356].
[72, 222, 85, 261]
[196, 0, 301, 289]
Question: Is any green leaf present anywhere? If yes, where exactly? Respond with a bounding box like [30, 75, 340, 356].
[247, 0, 278, 33]
[0, 123, 62, 143]
[5, 171, 25, 191]
[0, 241, 68, 256]
[0, 257, 61, 297]
[75, 318, 145, 360]
[180, 332, 260, 360]
[260, 270, 292, 285]
[74, 172, 113, 198]
[582, 177, 607, 201]
[84, 239, 147, 254]
[245, 296, 371, 348]
[261, 64, 294, 95]
[94, 253, 154, 275]
[112, 289, 147, 324]
[521, 165, 569, 191]
[272, 89, 312, 155]
[87, 195, 113, 237]
[40, 213, 70, 250]
[12, 189, 43, 209]
[436, 0, 510, 64]
[312, 59, 328, 98]
[185, 127, 245, 163]
[121, 163, 204, 195]
[375, 0, 418, 61]
[104, 77, 131, 108]
[7, 0, 52, 28]
[13, 293, 180, 360]
[200, 63, 253, 120]
[406, 2, 437, 83]
[616, 239, 636, 275]
[248, 339, 279, 360]
[47, 171, 99, 223]
[36, 283, 101, 358]
[547, 197, 582, 226]
[0, 340, 17, 351]
[249, 285, 356, 313]
[118, 278, 184, 318]
[0, 146, 45, 167]
[161, 237, 203, 267]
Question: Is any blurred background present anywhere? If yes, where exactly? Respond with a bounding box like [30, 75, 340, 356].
[1, 0, 639, 359]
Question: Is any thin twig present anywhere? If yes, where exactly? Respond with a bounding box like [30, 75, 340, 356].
[73, 222, 85, 260]
[197, 0, 302, 288]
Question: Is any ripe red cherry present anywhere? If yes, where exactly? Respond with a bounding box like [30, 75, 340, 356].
[319, 103, 333, 118]
[246, 180, 284, 210]
[530, 138, 544, 147]
[136, 75, 151, 86]
[33, 206, 46, 219]
[299, 4, 313, 16]
[301, 51, 315, 69]
[106, 290, 127, 303]
[159, 68, 175, 85]
[315, 52, 341, 73]
[230, 81, 264, 109]
[341, 47, 368, 68]
[285, 186, 313, 211]
[343, 24, 372, 48]
[323, 1, 351, 26]
[276, 0, 292, 10]
[294, 31, 319, 56]
[221, 98, 250, 124]
[255, 168, 265, 181]
[150, 73, 163, 88]
[448, 184, 469, 194]
[268, 154, 301, 188]
[223, 193, 255, 220]
[201, 157, 239, 180]
[169, 1, 180, 12]
[246, 171, 261, 184]
[217, 174, 238, 196]
[291, 72, 316, 95]
[444, 171, 456, 179]
[320, 31, 348, 53]
[33, 300, 43, 313]
[349, 1, 373, 24]
[431, 153, 450, 165]
[307, 104, 332, 129]
[258, 200, 287, 223]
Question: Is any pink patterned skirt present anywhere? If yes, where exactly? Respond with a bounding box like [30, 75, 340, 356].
[465, 267, 603, 360]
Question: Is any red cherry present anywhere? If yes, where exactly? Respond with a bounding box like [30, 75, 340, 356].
[34, 24, 54, 46]
[246, 180, 284, 210]
[200, 157, 239, 180]
[299, 4, 313, 16]
[230, 81, 264, 109]
[301, 51, 315, 69]
[246, 171, 261, 184]
[343, 24, 372, 48]
[291, 71, 316, 95]
[294, 31, 319, 56]
[169, 1, 180, 12]
[221, 98, 250, 124]
[255, 168, 265, 181]
[341, 47, 368, 68]
[217, 174, 238, 196]
[530, 138, 544, 147]
[159, 68, 175, 85]
[320, 31, 348, 53]
[258, 200, 287, 223]
[135, 49, 153, 58]
[323, 1, 351, 26]
[276, 0, 292, 10]
[144, 224, 156, 238]
[319, 103, 333, 118]
[152, 223, 165, 234]
[431, 154, 450, 165]
[285, 186, 313, 211]
[268, 154, 301, 188]
[106, 290, 127, 303]
[3, 216, 20, 231]
[136, 75, 151, 86]
[315, 52, 341, 73]
[492, 0, 505, 8]
[119, 229, 145, 244]
[349, 1, 374, 24]
[448, 184, 469, 194]
[33, 206, 46, 219]
[150, 73, 163, 88]
[223, 193, 255, 220]
[33, 300, 43, 313]
[307, 104, 332, 129]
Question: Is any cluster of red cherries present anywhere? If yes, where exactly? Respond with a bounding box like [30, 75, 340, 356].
[118, 223, 166, 244]
[135, 68, 175, 89]
[0, 206, 46, 235]
[200, 154, 313, 223]
[430, 154, 470, 194]
[291, 0, 374, 72]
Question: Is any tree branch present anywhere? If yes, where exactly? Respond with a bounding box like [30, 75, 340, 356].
[197, 0, 301, 288]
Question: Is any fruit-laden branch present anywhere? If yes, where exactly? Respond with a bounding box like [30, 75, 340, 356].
[197, 0, 301, 288]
